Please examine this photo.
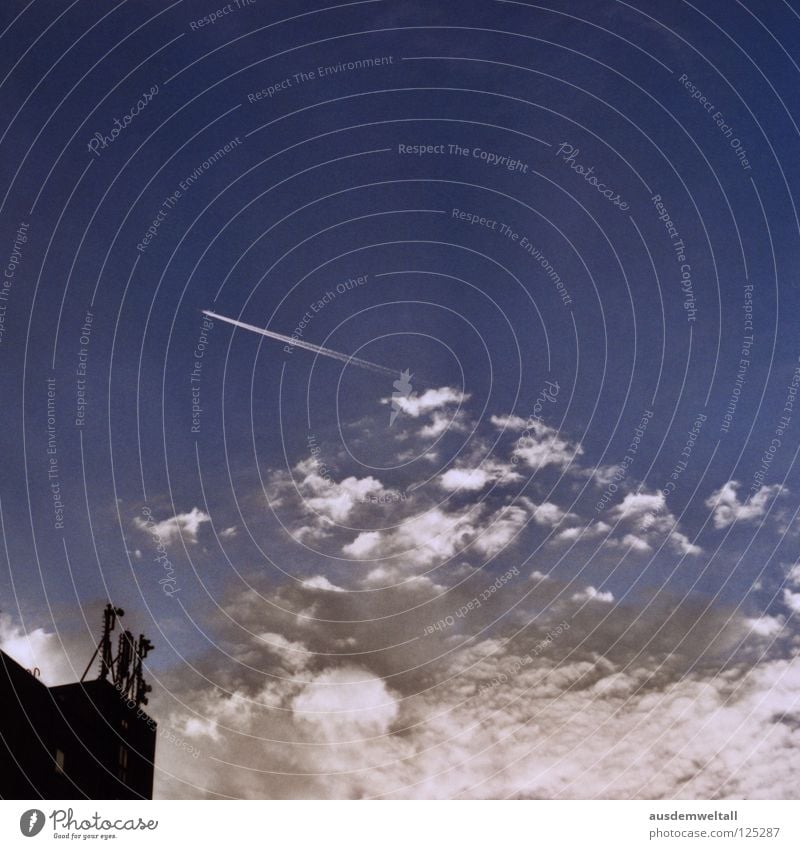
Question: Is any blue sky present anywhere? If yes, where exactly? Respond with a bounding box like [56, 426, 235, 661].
[1, 0, 799, 799]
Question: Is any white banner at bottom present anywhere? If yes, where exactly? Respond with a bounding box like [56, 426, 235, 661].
[1, 799, 797, 849]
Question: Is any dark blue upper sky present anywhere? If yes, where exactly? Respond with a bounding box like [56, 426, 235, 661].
[1, 0, 799, 684]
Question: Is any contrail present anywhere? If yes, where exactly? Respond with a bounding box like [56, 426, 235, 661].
[202, 310, 402, 379]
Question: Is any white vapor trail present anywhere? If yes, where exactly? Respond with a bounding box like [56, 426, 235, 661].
[202, 310, 402, 379]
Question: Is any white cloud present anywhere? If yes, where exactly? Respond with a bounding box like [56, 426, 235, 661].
[220, 526, 238, 539]
[571, 585, 615, 604]
[745, 616, 785, 638]
[182, 717, 221, 742]
[472, 505, 528, 555]
[439, 467, 492, 491]
[669, 531, 703, 556]
[785, 563, 800, 586]
[511, 421, 583, 471]
[705, 481, 783, 529]
[342, 503, 528, 568]
[305, 475, 387, 522]
[0, 614, 78, 686]
[438, 459, 522, 492]
[420, 410, 466, 438]
[611, 491, 664, 520]
[302, 575, 345, 592]
[490, 414, 581, 471]
[138, 389, 800, 801]
[524, 500, 568, 526]
[153, 596, 800, 800]
[620, 533, 651, 552]
[343, 508, 473, 566]
[292, 666, 399, 740]
[783, 590, 800, 614]
[591, 465, 623, 487]
[255, 632, 314, 675]
[343, 530, 384, 558]
[383, 385, 472, 438]
[608, 491, 701, 556]
[134, 506, 210, 545]
[557, 521, 611, 542]
[489, 414, 528, 430]
[386, 386, 468, 418]
[274, 458, 395, 531]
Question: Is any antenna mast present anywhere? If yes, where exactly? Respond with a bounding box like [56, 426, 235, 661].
[81, 603, 154, 707]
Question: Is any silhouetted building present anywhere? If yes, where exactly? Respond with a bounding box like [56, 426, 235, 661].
[0, 606, 156, 799]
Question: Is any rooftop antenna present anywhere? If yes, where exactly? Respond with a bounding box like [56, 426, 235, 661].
[81, 603, 122, 682]
[81, 603, 154, 707]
